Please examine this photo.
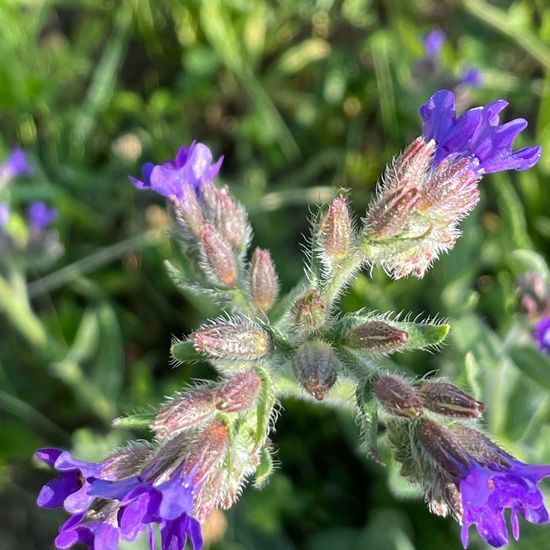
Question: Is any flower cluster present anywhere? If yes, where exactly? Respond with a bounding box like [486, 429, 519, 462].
[37, 90, 546, 550]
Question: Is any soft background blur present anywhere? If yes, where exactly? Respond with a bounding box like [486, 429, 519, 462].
[1, 1, 550, 549]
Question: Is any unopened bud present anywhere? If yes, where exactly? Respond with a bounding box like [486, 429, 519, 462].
[449, 424, 512, 469]
[151, 388, 216, 440]
[293, 339, 339, 400]
[173, 185, 205, 238]
[194, 469, 223, 522]
[199, 225, 238, 287]
[101, 443, 155, 480]
[372, 375, 423, 418]
[191, 321, 271, 360]
[417, 418, 471, 479]
[345, 321, 409, 353]
[293, 289, 327, 333]
[183, 421, 229, 483]
[319, 197, 353, 261]
[417, 381, 484, 419]
[249, 248, 279, 313]
[517, 272, 550, 318]
[214, 187, 247, 249]
[215, 370, 262, 413]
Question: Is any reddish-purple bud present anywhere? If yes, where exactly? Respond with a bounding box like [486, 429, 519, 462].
[199, 225, 238, 287]
[293, 339, 339, 401]
[191, 321, 271, 360]
[214, 187, 246, 249]
[249, 247, 279, 313]
[293, 288, 327, 333]
[183, 421, 229, 483]
[373, 375, 423, 418]
[174, 186, 205, 238]
[417, 381, 485, 419]
[215, 370, 262, 413]
[151, 388, 216, 440]
[417, 418, 471, 480]
[345, 321, 409, 353]
[319, 197, 353, 261]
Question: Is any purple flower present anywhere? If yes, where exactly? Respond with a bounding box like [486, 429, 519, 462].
[27, 201, 58, 230]
[0, 146, 32, 184]
[420, 89, 542, 173]
[424, 30, 446, 59]
[460, 459, 550, 548]
[460, 67, 483, 88]
[129, 142, 223, 201]
[36, 447, 203, 550]
[534, 316, 550, 355]
[0, 202, 9, 226]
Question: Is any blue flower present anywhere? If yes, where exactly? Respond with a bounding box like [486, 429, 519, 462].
[36, 447, 203, 550]
[27, 201, 58, 230]
[0, 202, 9, 226]
[0, 146, 32, 185]
[420, 90, 542, 173]
[534, 316, 550, 355]
[129, 142, 223, 201]
[424, 30, 446, 59]
[459, 67, 483, 88]
[460, 459, 550, 548]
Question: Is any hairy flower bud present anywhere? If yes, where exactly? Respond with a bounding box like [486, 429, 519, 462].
[373, 375, 423, 418]
[183, 421, 229, 483]
[319, 196, 353, 262]
[363, 137, 481, 279]
[100, 443, 155, 480]
[249, 248, 279, 313]
[417, 418, 471, 479]
[293, 288, 327, 333]
[199, 225, 238, 287]
[191, 321, 271, 360]
[293, 339, 339, 400]
[215, 370, 262, 413]
[173, 185, 206, 238]
[151, 387, 216, 440]
[417, 381, 484, 419]
[345, 321, 409, 353]
[214, 187, 247, 249]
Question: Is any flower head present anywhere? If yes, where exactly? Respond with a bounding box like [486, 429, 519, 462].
[420, 89, 542, 172]
[36, 445, 203, 550]
[0, 202, 9, 226]
[534, 316, 550, 355]
[460, 459, 550, 548]
[27, 201, 58, 230]
[424, 30, 446, 59]
[0, 146, 32, 185]
[459, 67, 483, 88]
[129, 141, 223, 201]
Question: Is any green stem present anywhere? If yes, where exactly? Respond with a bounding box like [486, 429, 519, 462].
[323, 250, 366, 305]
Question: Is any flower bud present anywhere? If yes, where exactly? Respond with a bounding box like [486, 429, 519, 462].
[293, 339, 339, 401]
[191, 321, 271, 360]
[417, 418, 471, 479]
[293, 289, 327, 333]
[417, 381, 484, 419]
[183, 421, 229, 483]
[319, 196, 353, 262]
[449, 424, 512, 469]
[101, 443, 155, 480]
[249, 248, 279, 313]
[151, 388, 216, 440]
[517, 272, 550, 318]
[214, 187, 247, 249]
[372, 375, 423, 418]
[215, 370, 262, 413]
[345, 321, 409, 353]
[199, 225, 238, 287]
[173, 185, 205, 239]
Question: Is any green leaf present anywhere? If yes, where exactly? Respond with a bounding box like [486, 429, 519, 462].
[356, 377, 381, 463]
[509, 345, 550, 391]
[113, 412, 155, 431]
[254, 447, 274, 488]
[397, 321, 450, 351]
[508, 249, 549, 279]
[171, 340, 203, 363]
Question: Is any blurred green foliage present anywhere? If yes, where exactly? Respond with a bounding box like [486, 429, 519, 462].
[1, 0, 550, 549]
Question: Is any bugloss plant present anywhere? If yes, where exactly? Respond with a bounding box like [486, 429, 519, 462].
[37, 90, 548, 549]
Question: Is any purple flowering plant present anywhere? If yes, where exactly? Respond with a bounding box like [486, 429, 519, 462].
[35, 90, 549, 550]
